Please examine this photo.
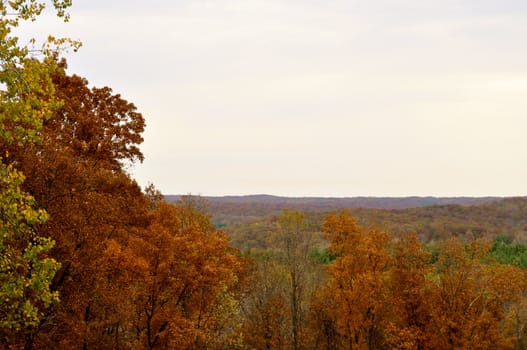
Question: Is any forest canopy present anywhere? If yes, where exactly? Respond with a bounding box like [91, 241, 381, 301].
[1, 1, 527, 349]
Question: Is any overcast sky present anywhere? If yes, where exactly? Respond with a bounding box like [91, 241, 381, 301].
[20, 0, 527, 197]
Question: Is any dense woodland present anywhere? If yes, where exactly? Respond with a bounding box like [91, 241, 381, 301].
[2, 2, 527, 349]
[203, 196, 527, 250]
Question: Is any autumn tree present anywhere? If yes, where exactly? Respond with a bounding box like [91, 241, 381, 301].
[3, 62, 150, 348]
[0, 163, 60, 349]
[423, 238, 527, 349]
[312, 211, 391, 350]
[269, 209, 326, 350]
[0, 1, 78, 347]
[132, 198, 245, 349]
[240, 251, 292, 350]
[384, 233, 431, 349]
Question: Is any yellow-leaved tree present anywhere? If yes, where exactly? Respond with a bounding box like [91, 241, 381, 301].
[0, 1, 79, 347]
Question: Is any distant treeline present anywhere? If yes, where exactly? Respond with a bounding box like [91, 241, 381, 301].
[166, 196, 527, 249]
[165, 194, 502, 214]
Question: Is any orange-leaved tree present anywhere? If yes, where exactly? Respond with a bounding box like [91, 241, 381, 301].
[423, 238, 527, 349]
[313, 211, 391, 350]
[384, 233, 431, 349]
[132, 197, 246, 350]
[3, 62, 150, 348]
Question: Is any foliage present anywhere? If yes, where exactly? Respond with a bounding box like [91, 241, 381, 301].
[2, 64, 150, 348]
[0, 1, 78, 346]
[309, 247, 335, 264]
[313, 211, 391, 349]
[212, 197, 527, 250]
[132, 200, 246, 349]
[2, 63, 250, 348]
[3, 3, 527, 349]
[490, 235, 527, 268]
[0, 163, 59, 334]
[311, 211, 527, 350]
[0, 0, 80, 146]
[240, 252, 292, 350]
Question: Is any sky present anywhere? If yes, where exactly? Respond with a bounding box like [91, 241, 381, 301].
[17, 0, 527, 197]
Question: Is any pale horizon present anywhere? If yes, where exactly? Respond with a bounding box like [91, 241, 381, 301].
[17, 1, 527, 197]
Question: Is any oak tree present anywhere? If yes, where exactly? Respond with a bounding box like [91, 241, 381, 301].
[133, 199, 245, 350]
[314, 211, 391, 349]
[4, 64, 150, 348]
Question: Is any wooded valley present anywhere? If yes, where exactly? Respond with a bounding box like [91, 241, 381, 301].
[2, 2, 527, 349]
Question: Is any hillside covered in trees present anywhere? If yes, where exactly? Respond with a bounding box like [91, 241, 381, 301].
[165, 195, 527, 249]
[3, 2, 527, 349]
[165, 194, 501, 223]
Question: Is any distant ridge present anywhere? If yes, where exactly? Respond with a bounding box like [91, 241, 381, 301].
[165, 194, 503, 211]
[165, 196, 527, 243]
